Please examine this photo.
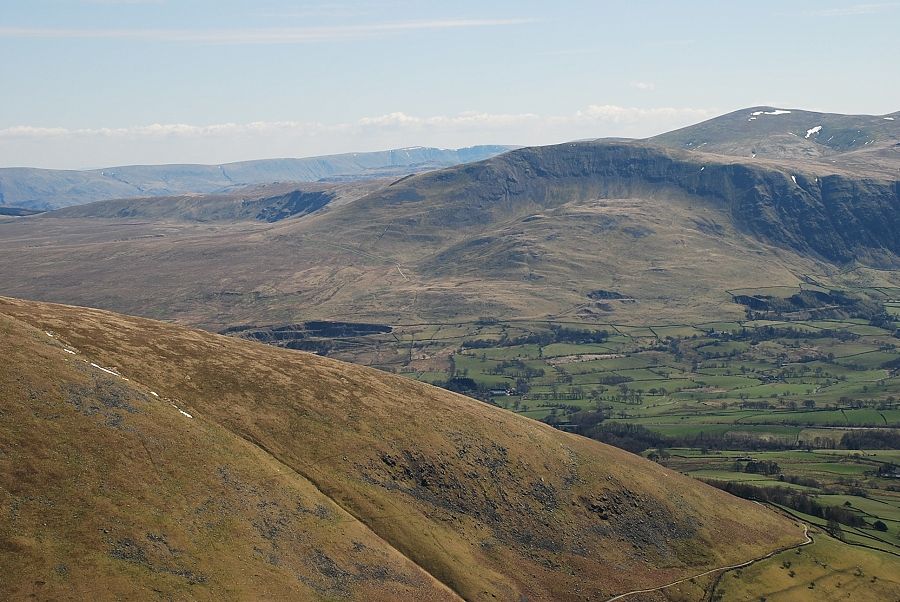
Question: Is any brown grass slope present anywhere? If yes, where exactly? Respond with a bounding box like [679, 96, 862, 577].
[0, 306, 459, 601]
[0, 297, 805, 601]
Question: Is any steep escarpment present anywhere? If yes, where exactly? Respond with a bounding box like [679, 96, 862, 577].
[0, 297, 805, 601]
[333, 141, 899, 263]
[686, 164, 899, 263]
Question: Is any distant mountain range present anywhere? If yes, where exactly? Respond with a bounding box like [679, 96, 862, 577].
[0, 107, 896, 330]
[0, 145, 516, 210]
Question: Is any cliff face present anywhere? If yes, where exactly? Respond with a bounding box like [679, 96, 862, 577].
[689, 164, 899, 263]
[359, 141, 899, 264]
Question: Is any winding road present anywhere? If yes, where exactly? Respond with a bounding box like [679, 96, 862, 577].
[601, 523, 811, 601]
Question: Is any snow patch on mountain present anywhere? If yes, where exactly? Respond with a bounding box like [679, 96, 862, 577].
[750, 110, 792, 116]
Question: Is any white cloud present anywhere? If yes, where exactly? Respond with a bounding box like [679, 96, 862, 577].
[0, 106, 715, 140]
[0, 19, 535, 44]
[572, 104, 712, 123]
[630, 81, 656, 91]
[356, 111, 541, 128]
[0, 105, 718, 168]
[0, 122, 324, 138]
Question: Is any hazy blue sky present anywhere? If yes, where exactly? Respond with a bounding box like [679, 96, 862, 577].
[1, 0, 898, 168]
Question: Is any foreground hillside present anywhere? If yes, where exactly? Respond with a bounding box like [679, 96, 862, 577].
[0, 297, 804, 601]
[0, 145, 514, 210]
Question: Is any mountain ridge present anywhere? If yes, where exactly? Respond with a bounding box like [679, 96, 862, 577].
[0, 145, 516, 210]
[650, 106, 900, 165]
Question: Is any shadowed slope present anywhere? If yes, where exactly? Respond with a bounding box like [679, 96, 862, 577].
[0, 297, 805, 601]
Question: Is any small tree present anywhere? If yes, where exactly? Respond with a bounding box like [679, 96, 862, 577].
[827, 518, 844, 541]
[650, 447, 670, 463]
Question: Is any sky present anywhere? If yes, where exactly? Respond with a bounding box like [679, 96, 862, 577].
[1, 0, 898, 169]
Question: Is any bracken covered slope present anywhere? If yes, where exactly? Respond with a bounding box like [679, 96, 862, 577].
[0, 297, 805, 601]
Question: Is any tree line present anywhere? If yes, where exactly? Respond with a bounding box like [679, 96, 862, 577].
[701, 480, 867, 529]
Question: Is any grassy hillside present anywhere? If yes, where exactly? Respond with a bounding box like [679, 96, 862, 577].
[713, 526, 900, 601]
[0, 296, 805, 601]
